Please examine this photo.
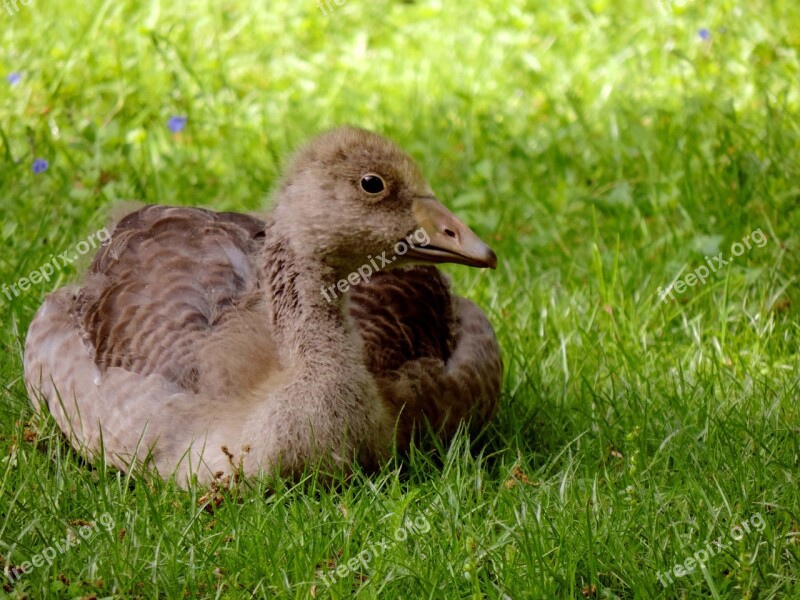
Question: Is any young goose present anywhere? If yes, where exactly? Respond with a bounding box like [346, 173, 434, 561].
[23, 126, 503, 485]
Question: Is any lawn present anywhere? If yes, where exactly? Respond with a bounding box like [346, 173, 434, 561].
[1, 0, 799, 598]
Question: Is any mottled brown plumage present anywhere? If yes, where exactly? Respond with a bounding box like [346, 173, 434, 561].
[23, 127, 502, 485]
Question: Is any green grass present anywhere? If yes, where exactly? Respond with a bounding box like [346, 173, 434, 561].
[2, 0, 800, 597]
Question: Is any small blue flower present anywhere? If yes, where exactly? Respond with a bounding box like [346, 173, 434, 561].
[699, 28, 711, 41]
[7, 72, 22, 86]
[167, 115, 188, 133]
[32, 158, 49, 174]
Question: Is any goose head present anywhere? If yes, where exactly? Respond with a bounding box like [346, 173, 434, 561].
[272, 126, 497, 276]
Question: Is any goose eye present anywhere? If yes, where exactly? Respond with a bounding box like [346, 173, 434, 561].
[360, 175, 385, 195]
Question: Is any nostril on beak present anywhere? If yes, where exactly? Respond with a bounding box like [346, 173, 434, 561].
[444, 228, 457, 239]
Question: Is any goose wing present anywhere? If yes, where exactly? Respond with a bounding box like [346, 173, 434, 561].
[23, 205, 276, 476]
[348, 267, 502, 447]
[73, 205, 272, 395]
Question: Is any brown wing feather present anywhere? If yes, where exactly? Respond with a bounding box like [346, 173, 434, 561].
[348, 266, 457, 372]
[75, 205, 267, 393]
[349, 267, 502, 447]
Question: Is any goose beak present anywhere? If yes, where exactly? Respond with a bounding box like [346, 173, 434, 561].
[406, 196, 497, 269]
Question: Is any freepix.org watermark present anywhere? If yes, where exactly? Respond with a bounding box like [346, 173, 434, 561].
[4, 513, 115, 585]
[318, 507, 432, 587]
[320, 227, 430, 303]
[656, 512, 765, 588]
[2, 0, 33, 16]
[317, 0, 346, 16]
[658, 228, 768, 303]
[1, 227, 111, 303]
